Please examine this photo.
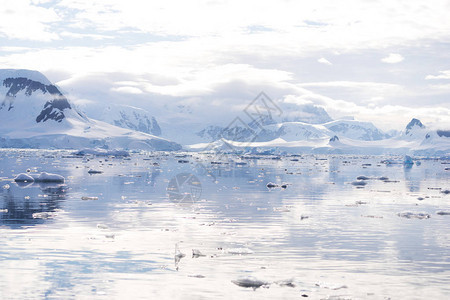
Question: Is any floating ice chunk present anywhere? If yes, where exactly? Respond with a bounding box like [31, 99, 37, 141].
[226, 248, 254, 255]
[232, 276, 269, 289]
[88, 169, 103, 174]
[81, 196, 98, 201]
[274, 278, 296, 288]
[32, 212, 55, 219]
[436, 211, 450, 215]
[33, 172, 65, 183]
[2, 184, 10, 190]
[403, 155, 414, 165]
[192, 249, 206, 258]
[397, 212, 431, 219]
[73, 149, 130, 157]
[14, 173, 35, 182]
[188, 274, 205, 278]
[0, 209, 8, 213]
[351, 180, 367, 186]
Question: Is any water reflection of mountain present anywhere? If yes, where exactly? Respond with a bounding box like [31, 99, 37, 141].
[0, 183, 66, 228]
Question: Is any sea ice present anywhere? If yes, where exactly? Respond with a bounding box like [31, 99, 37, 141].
[14, 173, 35, 182]
[351, 181, 367, 186]
[232, 276, 269, 289]
[436, 211, 450, 215]
[33, 172, 65, 183]
[397, 212, 431, 219]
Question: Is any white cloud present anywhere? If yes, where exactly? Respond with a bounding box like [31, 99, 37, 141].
[318, 57, 332, 65]
[111, 86, 143, 94]
[381, 53, 404, 64]
[426, 70, 450, 80]
[0, 0, 60, 41]
[1, 0, 450, 132]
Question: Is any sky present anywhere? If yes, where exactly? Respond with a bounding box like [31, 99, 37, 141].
[0, 0, 449, 132]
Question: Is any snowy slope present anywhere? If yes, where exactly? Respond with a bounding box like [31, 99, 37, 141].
[323, 120, 390, 141]
[0, 69, 181, 151]
[78, 103, 162, 136]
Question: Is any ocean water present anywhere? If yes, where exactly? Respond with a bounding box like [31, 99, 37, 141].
[0, 149, 449, 299]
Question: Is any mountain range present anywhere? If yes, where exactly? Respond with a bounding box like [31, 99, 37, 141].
[0, 69, 448, 155]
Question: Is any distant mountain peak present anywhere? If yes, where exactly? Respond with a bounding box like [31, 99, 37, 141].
[405, 118, 425, 134]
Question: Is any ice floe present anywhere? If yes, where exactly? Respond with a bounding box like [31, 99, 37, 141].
[397, 212, 431, 219]
[232, 276, 269, 289]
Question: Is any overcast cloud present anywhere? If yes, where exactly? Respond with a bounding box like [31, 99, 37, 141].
[0, 0, 449, 131]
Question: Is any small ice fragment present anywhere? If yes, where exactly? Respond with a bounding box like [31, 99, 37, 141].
[188, 274, 205, 278]
[397, 212, 431, 219]
[97, 224, 109, 229]
[275, 278, 296, 288]
[436, 211, 450, 215]
[32, 212, 54, 219]
[0, 209, 8, 213]
[34, 172, 65, 183]
[351, 181, 367, 186]
[81, 196, 98, 201]
[232, 276, 269, 289]
[2, 184, 10, 190]
[14, 173, 34, 182]
[403, 155, 414, 165]
[192, 249, 206, 258]
[226, 248, 254, 255]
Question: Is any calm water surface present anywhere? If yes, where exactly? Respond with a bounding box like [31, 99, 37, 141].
[0, 149, 449, 299]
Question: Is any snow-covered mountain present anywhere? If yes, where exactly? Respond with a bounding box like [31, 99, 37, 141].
[0, 69, 181, 151]
[78, 103, 162, 136]
[402, 118, 427, 140]
[323, 120, 391, 141]
[197, 118, 389, 143]
[190, 118, 449, 156]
